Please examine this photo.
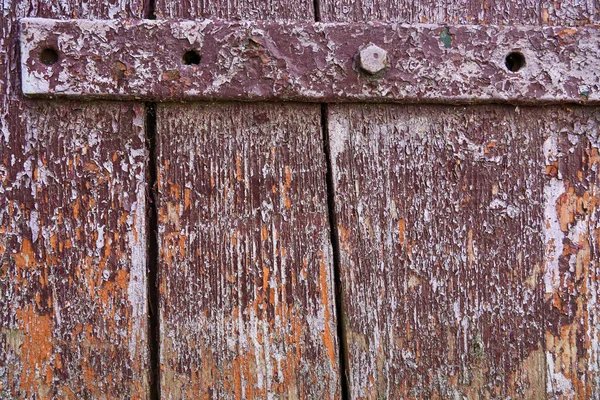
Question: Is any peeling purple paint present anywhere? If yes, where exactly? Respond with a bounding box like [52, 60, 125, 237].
[20, 18, 600, 104]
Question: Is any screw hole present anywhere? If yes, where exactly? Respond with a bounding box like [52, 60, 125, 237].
[182, 50, 201, 65]
[40, 48, 59, 65]
[505, 51, 525, 72]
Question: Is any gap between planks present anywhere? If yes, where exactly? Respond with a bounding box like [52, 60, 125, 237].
[144, 1, 161, 398]
[145, 101, 160, 400]
[320, 104, 351, 400]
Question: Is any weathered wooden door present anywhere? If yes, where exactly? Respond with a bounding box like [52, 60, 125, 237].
[2, 0, 599, 399]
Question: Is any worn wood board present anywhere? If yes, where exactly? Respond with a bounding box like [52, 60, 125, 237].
[155, 0, 341, 397]
[320, 0, 599, 25]
[19, 18, 600, 104]
[154, 0, 314, 20]
[324, 105, 600, 398]
[323, 1, 600, 398]
[0, 0, 149, 398]
[543, 107, 600, 398]
[156, 102, 340, 398]
[328, 104, 547, 398]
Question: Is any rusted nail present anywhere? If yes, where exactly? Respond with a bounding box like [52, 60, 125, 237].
[359, 44, 388, 75]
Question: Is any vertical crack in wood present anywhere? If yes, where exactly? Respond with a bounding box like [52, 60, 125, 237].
[313, 0, 321, 21]
[321, 104, 350, 399]
[146, 0, 157, 19]
[145, 3, 158, 399]
[145, 102, 160, 400]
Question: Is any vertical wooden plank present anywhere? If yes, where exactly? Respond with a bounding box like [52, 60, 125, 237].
[329, 104, 547, 398]
[322, 1, 600, 398]
[0, 0, 148, 398]
[156, 103, 339, 398]
[319, 0, 599, 25]
[154, 0, 314, 20]
[155, 0, 340, 397]
[543, 108, 600, 398]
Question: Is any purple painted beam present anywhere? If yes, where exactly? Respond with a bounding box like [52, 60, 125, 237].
[20, 18, 600, 104]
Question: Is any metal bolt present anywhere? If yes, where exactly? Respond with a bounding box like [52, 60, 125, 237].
[359, 44, 388, 75]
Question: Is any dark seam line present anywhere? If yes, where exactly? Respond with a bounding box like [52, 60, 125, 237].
[144, 101, 160, 400]
[145, 2, 159, 399]
[313, 0, 322, 22]
[320, 104, 351, 400]
[146, 0, 156, 20]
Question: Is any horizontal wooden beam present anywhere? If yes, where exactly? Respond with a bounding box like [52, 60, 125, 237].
[20, 18, 600, 104]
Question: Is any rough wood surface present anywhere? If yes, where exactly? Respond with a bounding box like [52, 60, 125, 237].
[20, 19, 600, 105]
[0, 0, 148, 398]
[154, 0, 314, 20]
[320, 0, 599, 25]
[329, 104, 548, 398]
[325, 1, 600, 398]
[155, 0, 341, 398]
[543, 107, 600, 398]
[156, 103, 340, 398]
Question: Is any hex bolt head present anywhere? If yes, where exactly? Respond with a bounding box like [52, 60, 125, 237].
[359, 44, 388, 75]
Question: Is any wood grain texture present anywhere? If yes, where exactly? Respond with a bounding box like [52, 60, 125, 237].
[329, 104, 548, 398]
[0, 0, 148, 398]
[324, 0, 600, 398]
[154, 0, 314, 20]
[320, 0, 599, 25]
[543, 107, 600, 398]
[20, 19, 600, 105]
[156, 103, 339, 398]
[156, 0, 341, 398]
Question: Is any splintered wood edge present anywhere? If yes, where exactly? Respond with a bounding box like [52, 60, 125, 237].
[20, 18, 600, 104]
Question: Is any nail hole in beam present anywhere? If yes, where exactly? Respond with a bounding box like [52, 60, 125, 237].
[182, 50, 201, 65]
[505, 51, 526, 72]
[40, 48, 59, 65]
